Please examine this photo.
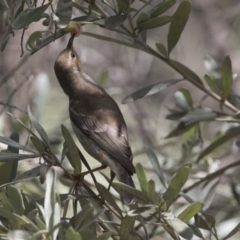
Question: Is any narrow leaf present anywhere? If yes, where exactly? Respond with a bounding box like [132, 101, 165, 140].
[105, 15, 127, 29]
[30, 136, 46, 153]
[221, 56, 233, 100]
[0, 135, 34, 153]
[12, 3, 50, 30]
[61, 125, 81, 174]
[120, 215, 135, 239]
[44, 168, 56, 230]
[156, 43, 168, 57]
[136, 12, 151, 25]
[136, 163, 148, 195]
[122, 79, 182, 103]
[112, 182, 148, 202]
[197, 126, 240, 162]
[56, 0, 72, 28]
[180, 88, 193, 109]
[0, 153, 40, 162]
[163, 163, 192, 208]
[171, 60, 203, 86]
[204, 74, 221, 95]
[7, 186, 24, 216]
[166, 218, 193, 239]
[145, 146, 167, 188]
[96, 183, 122, 217]
[0, 166, 40, 188]
[150, 0, 176, 17]
[167, 0, 191, 53]
[28, 106, 50, 147]
[147, 180, 160, 204]
[165, 122, 196, 138]
[137, 16, 172, 30]
[178, 202, 204, 222]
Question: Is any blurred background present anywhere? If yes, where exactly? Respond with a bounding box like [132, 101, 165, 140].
[1, 0, 240, 239]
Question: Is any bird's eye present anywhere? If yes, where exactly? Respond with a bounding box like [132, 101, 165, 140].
[71, 52, 75, 58]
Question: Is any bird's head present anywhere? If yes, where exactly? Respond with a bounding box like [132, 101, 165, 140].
[54, 34, 82, 96]
[54, 34, 81, 76]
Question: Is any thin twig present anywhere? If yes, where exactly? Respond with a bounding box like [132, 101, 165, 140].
[0, 102, 27, 113]
[183, 159, 240, 193]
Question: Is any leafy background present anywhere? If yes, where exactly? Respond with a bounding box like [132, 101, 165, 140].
[0, 0, 240, 239]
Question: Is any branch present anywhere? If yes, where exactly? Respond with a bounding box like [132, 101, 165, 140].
[183, 159, 240, 193]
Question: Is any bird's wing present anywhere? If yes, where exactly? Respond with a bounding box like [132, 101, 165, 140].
[69, 107, 135, 174]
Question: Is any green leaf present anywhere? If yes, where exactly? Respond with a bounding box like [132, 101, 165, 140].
[105, 15, 127, 29]
[155, 43, 168, 57]
[0, 166, 40, 188]
[65, 227, 82, 240]
[178, 202, 204, 222]
[122, 79, 182, 103]
[204, 55, 221, 79]
[96, 183, 122, 217]
[44, 168, 56, 230]
[61, 125, 81, 174]
[0, 132, 19, 184]
[197, 126, 240, 162]
[137, 16, 172, 30]
[171, 60, 203, 86]
[30, 136, 46, 153]
[165, 122, 196, 138]
[0, 135, 34, 153]
[167, 0, 191, 54]
[145, 146, 167, 188]
[0, 192, 15, 212]
[28, 106, 50, 147]
[7, 186, 24, 216]
[223, 222, 240, 240]
[166, 218, 193, 239]
[136, 163, 148, 195]
[0, 153, 40, 162]
[180, 108, 227, 124]
[180, 88, 194, 109]
[1, 25, 13, 51]
[56, 0, 72, 28]
[127, 205, 153, 216]
[112, 182, 148, 202]
[120, 215, 135, 239]
[136, 12, 151, 24]
[221, 56, 233, 100]
[147, 180, 160, 204]
[150, 0, 176, 17]
[163, 163, 192, 208]
[174, 90, 191, 111]
[0, 208, 19, 229]
[117, 0, 129, 12]
[204, 74, 221, 95]
[12, 3, 50, 30]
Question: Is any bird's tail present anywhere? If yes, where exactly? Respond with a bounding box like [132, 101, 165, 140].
[118, 170, 136, 204]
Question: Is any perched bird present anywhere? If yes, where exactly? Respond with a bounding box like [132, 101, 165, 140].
[54, 34, 136, 203]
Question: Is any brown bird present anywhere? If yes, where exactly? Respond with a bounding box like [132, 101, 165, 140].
[54, 34, 135, 203]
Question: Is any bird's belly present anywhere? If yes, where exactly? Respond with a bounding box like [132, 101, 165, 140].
[71, 123, 109, 166]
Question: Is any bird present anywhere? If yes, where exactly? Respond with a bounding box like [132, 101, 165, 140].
[54, 34, 136, 203]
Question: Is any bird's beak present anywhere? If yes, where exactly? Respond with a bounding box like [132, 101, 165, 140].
[67, 34, 75, 49]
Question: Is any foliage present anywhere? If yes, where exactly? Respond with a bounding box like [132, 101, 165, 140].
[0, 0, 240, 239]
